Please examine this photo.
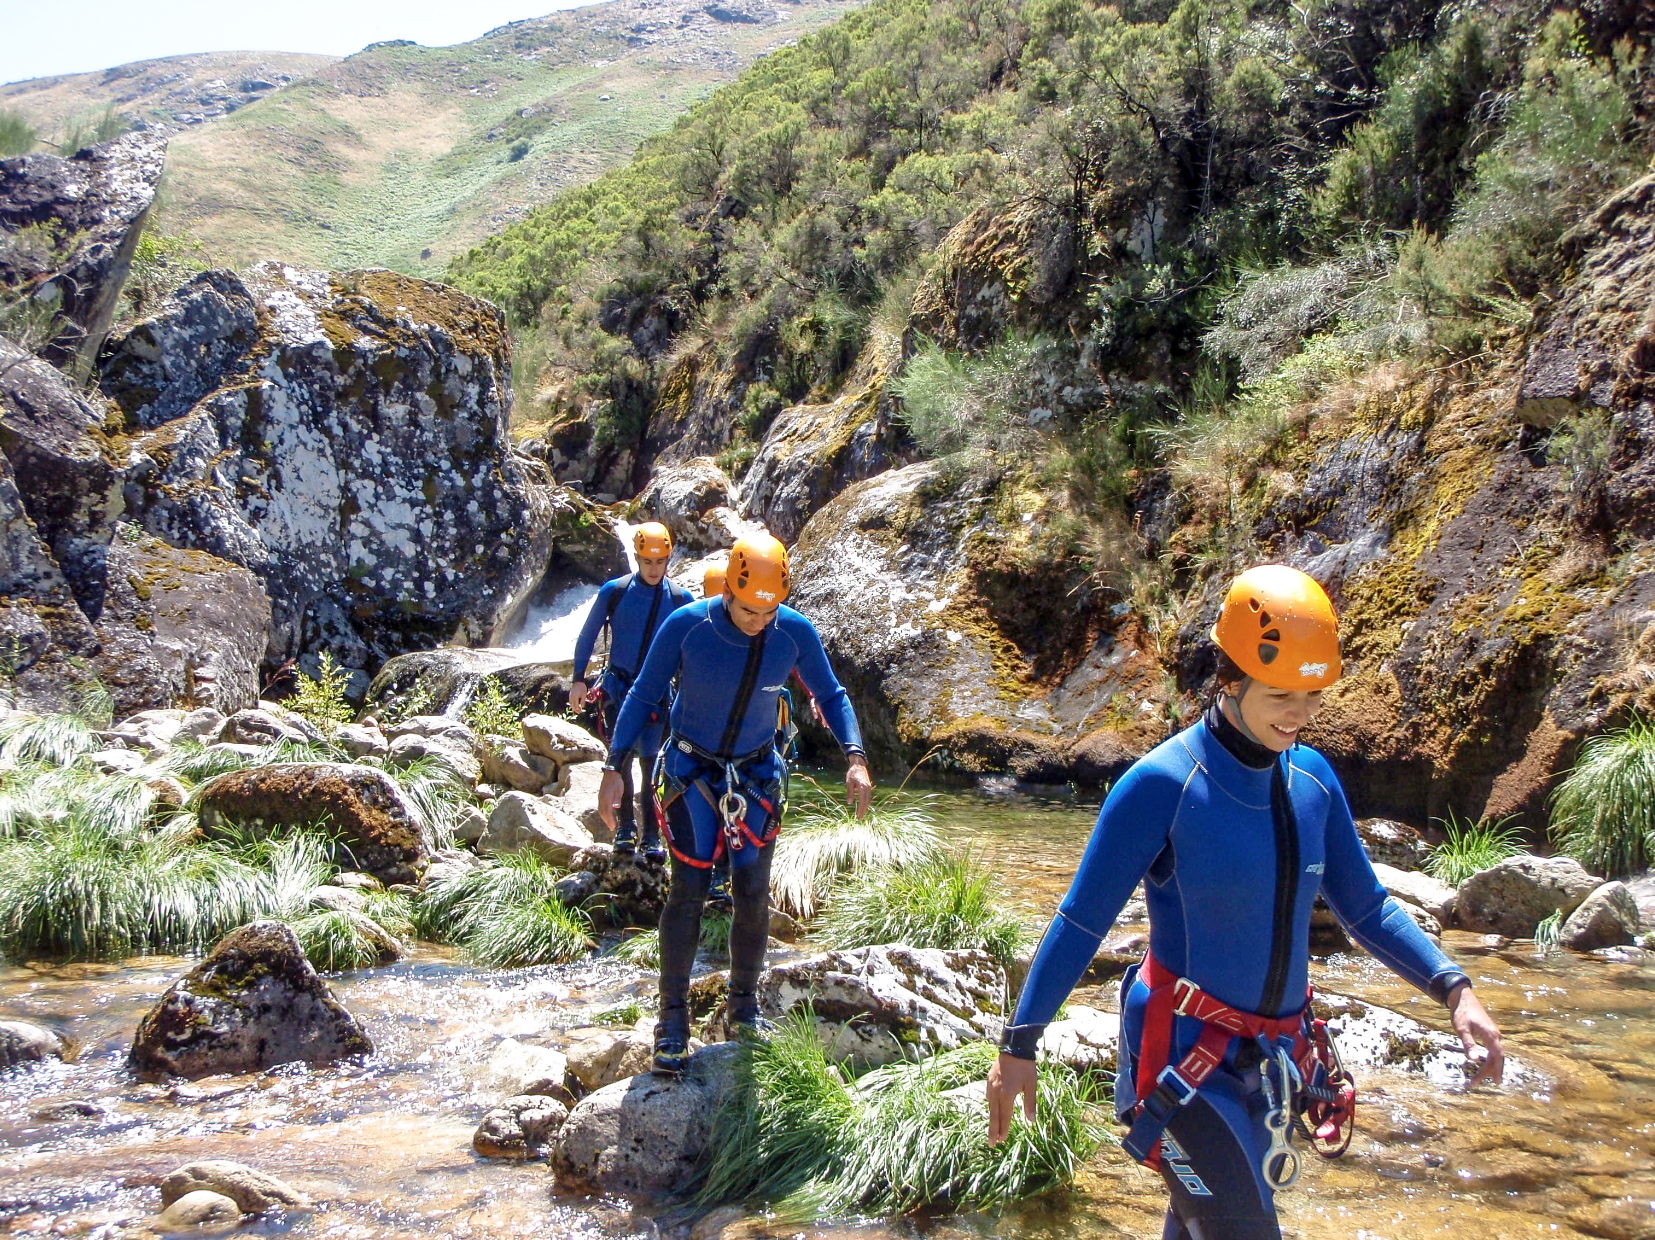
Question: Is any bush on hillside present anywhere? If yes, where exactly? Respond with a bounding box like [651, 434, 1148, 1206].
[0, 110, 34, 157]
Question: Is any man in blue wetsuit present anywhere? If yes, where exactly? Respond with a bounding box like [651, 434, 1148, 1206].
[570, 521, 694, 862]
[986, 565, 1504, 1240]
[599, 530, 873, 1074]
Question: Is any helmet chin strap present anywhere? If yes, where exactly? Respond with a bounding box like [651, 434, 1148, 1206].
[1222, 679, 1273, 748]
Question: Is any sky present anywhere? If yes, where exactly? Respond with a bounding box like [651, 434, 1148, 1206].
[1, 0, 603, 87]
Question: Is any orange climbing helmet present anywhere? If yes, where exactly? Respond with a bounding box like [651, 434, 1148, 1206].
[1211, 565, 1342, 691]
[633, 522, 673, 559]
[727, 532, 790, 608]
[703, 560, 727, 598]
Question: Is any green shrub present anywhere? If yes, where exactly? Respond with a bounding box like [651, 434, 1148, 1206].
[0, 110, 35, 157]
[694, 1010, 1102, 1215]
[892, 335, 1067, 460]
[818, 851, 1030, 968]
[463, 676, 522, 742]
[1550, 717, 1655, 879]
[1425, 812, 1525, 886]
[594, 999, 644, 1026]
[285, 653, 355, 734]
[770, 786, 944, 920]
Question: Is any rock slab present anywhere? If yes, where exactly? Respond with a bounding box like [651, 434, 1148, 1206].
[1455, 854, 1598, 937]
[0, 1019, 63, 1071]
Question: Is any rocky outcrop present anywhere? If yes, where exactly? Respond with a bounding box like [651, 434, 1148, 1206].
[1560, 880, 1641, 951]
[755, 944, 1006, 1067]
[551, 1042, 739, 1199]
[113, 263, 557, 679]
[791, 460, 1166, 779]
[737, 334, 902, 543]
[1455, 854, 1597, 937]
[0, 132, 166, 366]
[129, 921, 372, 1077]
[637, 457, 759, 551]
[196, 763, 428, 886]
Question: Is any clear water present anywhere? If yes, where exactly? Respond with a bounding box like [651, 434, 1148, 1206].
[3, 779, 1652, 1240]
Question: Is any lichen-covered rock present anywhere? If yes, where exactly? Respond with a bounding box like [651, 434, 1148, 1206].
[551, 1042, 739, 1199]
[756, 944, 1006, 1067]
[571, 842, 668, 926]
[1560, 880, 1640, 951]
[638, 457, 757, 552]
[159, 1160, 309, 1214]
[791, 460, 1165, 780]
[1456, 854, 1598, 937]
[0, 132, 166, 366]
[197, 763, 427, 886]
[364, 647, 570, 719]
[129, 921, 372, 1078]
[98, 269, 261, 428]
[479, 792, 593, 866]
[118, 263, 558, 678]
[473, 1093, 569, 1160]
[0, 1019, 63, 1070]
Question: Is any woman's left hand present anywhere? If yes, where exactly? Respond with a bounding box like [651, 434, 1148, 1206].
[845, 755, 873, 820]
[1448, 983, 1504, 1087]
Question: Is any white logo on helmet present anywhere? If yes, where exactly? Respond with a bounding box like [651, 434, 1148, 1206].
[1299, 661, 1329, 680]
[755, 588, 777, 601]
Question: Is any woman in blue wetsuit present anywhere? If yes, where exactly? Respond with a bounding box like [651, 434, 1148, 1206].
[986, 565, 1504, 1240]
[570, 522, 694, 861]
[599, 531, 873, 1074]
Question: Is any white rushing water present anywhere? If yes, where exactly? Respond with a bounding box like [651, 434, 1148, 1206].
[501, 583, 601, 664]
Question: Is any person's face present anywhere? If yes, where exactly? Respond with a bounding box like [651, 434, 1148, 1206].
[724, 591, 778, 637]
[1234, 681, 1325, 752]
[636, 552, 669, 586]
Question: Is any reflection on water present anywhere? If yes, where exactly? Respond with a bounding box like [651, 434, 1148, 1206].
[2, 778, 1652, 1240]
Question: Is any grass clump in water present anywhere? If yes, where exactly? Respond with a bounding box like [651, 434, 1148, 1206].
[417, 850, 592, 966]
[818, 851, 1030, 968]
[1533, 908, 1563, 954]
[1424, 812, 1524, 886]
[694, 1009, 1101, 1216]
[1550, 717, 1655, 879]
[770, 782, 944, 920]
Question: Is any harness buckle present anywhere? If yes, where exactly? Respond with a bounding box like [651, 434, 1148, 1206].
[1172, 976, 1201, 1017]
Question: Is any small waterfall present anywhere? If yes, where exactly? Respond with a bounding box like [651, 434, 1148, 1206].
[500, 582, 601, 664]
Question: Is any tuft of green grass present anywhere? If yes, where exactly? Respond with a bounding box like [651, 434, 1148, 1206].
[1550, 717, 1655, 880]
[0, 714, 101, 767]
[595, 999, 644, 1026]
[0, 110, 35, 157]
[1424, 812, 1524, 886]
[693, 1008, 1102, 1216]
[290, 908, 401, 971]
[818, 852, 1030, 968]
[1533, 908, 1563, 953]
[416, 850, 592, 966]
[770, 784, 944, 920]
[606, 910, 731, 969]
[380, 755, 472, 851]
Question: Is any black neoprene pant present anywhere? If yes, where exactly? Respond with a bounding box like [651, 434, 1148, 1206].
[1155, 1085, 1282, 1240]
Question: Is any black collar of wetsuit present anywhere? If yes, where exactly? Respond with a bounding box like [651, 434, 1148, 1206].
[1205, 697, 1277, 770]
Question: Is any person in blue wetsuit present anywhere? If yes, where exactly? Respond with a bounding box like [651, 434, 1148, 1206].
[986, 565, 1504, 1240]
[599, 530, 872, 1074]
[570, 521, 693, 862]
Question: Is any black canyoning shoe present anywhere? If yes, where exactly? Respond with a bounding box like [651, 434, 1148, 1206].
[613, 822, 638, 856]
[653, 1006, 692, 1076]
[726, 995, 776, 1043]
[641, 821, 666, 866]
[707, 867, 733, 912]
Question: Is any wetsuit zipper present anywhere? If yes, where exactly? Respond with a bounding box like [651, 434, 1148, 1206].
[1261, 759, 1299, 1015]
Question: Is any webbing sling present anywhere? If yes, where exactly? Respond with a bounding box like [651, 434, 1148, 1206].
[633, 579, 666, 679]
[717, 628, 768, 760]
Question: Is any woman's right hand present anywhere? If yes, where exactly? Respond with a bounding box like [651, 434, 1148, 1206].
[987, 1052, 1039, 1145]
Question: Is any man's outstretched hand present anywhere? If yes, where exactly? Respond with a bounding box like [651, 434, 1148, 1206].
[845, 755, 873, 820]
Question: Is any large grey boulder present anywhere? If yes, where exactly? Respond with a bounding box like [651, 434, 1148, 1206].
[639, 457, 760, 551]
[197, 763, 427, 886]
[552, 1042, 740, 1199]
[1561, 881, 1641, 951]
[0, 132, 166, 367]
[129, 921, 372, 1078]
[549, 760, 608, 837]
[757, 945, 1007, 1067]
[480, 792, 594, 867]
[1456, 854, 1598, 937]
[159, 1160, 309, 1213]
[565, 1028, 653, 1092]
[1370, 863, 1457, 925]
[0, 1019, 63, 1071]
[116, 263, 557, 677]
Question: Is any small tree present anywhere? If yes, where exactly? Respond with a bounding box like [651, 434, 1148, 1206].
[286, 653, 354, 734]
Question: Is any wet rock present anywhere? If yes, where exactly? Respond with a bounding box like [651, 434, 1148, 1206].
[473, 1093, 569, 1160]
[1090, 932, 1147, 980]
[521, 714, 605, 766]
[387, 730, 481, 787]
[0, 1019, 63, 1070]
[480, 792, 594, 867]
[336, 722, 387, 760]
[548, 759, 607, 836]
[98, 270, 260, 429]
[1567, 1199, 1655, 1240]
[155, 1190, 240, 1232]
[552, 1042, 740, 1199]
[1356, 818, 1432, 870]
[574, 844, 669, 927]
[118, 263, 557, 676]
[219, 707, 309, 747]
[159, 1160, 308, 1213]
[365, 648, 570, 720]
[0, 132, 166, 366]
[1370, 863, 1457, 924]
[481, 739, 558, 792]
[197, 763, 428, 886]
[1456, 854, 1598, 936]
[29, 1099, 105, 1122]
[1042, 1005, 1119, 1076]
[129, 920, 371, 1078]
[485, 1038, 572, 1100]
[756, 944, 1006, 1067]
[565, 1029, 654, 1092]
[1561, 881, 1641, 951]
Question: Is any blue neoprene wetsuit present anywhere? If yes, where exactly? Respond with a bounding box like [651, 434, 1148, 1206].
[573, 573, 693, 753]
[1009, 704, 1469, 1240]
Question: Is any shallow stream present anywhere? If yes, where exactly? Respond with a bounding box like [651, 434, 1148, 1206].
[3, 781, 1652, 1240]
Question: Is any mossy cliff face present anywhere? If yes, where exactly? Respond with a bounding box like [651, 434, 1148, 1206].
[112, 263, 558, 681]
[791, 460, 1166, 781]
